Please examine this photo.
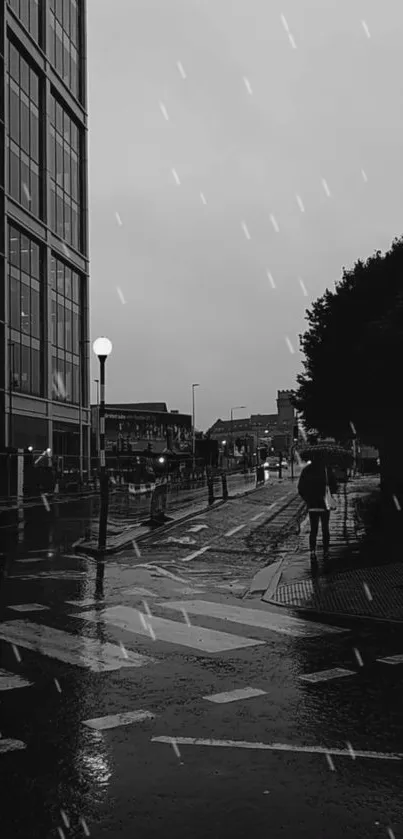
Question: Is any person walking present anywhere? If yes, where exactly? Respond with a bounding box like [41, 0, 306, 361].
[298, 452, 338, 569]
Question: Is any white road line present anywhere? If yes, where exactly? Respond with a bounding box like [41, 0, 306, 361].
[267, 502, 277, 510]
[299, 668, 356, 683]
[0, 621, 157, 672]
[204, 687, 267, 704]
[75, 606, 265, 653]
[83, 710, 155, 730]
[151, 737, 403, 761]
[188, 525, 209, 533]
[161, 600, 349, 638]
[224, 525, 246, 537]
[181, 546, 210, 562]
[0, 738, 27, 753]
[0, 668, 33, 691]
[7, 604, 50, 612]
[66, 599, 104, 607]
[123, 588, 158, 597]
[250, 512, 265, 521]
[378, 655, 403, 665]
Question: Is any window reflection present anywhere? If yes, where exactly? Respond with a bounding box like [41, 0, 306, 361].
[8, 224, 43, 397]
[49, 94, 82, 250]
[48, 0, 81, 100]
[51, 254, 82, 404]
[7, 41, 41, 217]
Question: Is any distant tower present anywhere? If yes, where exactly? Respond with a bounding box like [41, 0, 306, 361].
[276, 390, 295, 426]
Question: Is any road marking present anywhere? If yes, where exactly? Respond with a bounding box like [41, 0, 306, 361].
[224, 525, 246, 537]
[75, 606, 265, 653]
[164, 536, 197, 546]
[161, 601, 349, 637]
[151, 737, 403, 760]
[188, 525, 209, 533]
[66, 598, 104, 607]
[0, 668, 33, 691]
[7, 604, 50, 612]
[134, 564, 189, 583]
[204, 687, 267, 703]
[181, 546, 210, 562]
[378, 655, 403, 665]
[267, 502, 277, 510]
[250, 512, 266, 521]
[83, 710, 155, 730]
[299, 668, 356, 683]
[0, 621, 157, 672]
[123, 588, 158, 597]
[0, 738, 27, 753]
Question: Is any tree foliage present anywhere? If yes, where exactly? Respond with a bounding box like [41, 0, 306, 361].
[292, 236, 403, 446]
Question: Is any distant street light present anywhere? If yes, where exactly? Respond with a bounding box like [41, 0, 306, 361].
[192, 383, 200, 472]
[93, 336, 112, 552]
[230, 406, 246, 459]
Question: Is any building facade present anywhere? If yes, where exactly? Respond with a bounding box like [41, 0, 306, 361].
[0, 1, 90, 466]
[91, 403, 192, 457]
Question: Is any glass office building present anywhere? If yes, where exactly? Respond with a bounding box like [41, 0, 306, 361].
[0, 0, 90, 466]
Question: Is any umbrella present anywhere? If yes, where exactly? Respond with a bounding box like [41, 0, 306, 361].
[298, 442, 353, 467]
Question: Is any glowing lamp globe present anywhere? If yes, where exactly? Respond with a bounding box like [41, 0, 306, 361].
[93, 337, 112, 358]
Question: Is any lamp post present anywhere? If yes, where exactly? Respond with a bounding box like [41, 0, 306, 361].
[230, 406, 246, 466]
[94, 378, 100, 458]
[192, 383, 200, 474]
[93, 336, 112, 552]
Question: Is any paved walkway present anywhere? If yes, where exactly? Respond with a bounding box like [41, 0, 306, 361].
[263, 476, 403, 623]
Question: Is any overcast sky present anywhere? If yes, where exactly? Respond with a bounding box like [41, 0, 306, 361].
[87, 0, 403, 430]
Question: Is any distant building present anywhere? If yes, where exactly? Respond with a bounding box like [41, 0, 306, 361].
[208, 391, 296, 456]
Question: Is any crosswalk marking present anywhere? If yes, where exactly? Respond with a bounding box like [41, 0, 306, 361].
[204, 687, 266, 703]
[0, 738, 27, 754]
[161, 601, 349, 637]
[0, 668, 33, 691]
[151, 737, 403, 760]
[74, 606, 265, 653]
[181, 546, 210, 562]
[188, 525, 208, 533]
[224, 524, 246, 537]
[123, 588, 158, 597]
[377, 655, 403, 665]
[83, 710, 155, 730]
[0, 621, 157, 672]
[299, 668, 356, 683]
[7, 604, 49, 612]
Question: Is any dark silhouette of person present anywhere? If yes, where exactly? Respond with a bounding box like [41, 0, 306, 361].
[298, 452, 338, 568]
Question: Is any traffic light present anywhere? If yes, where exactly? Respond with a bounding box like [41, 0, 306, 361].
[260, 446, 268, 460]
[293, 425, 299, 441]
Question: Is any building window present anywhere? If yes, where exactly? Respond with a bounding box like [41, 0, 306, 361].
[7, 40, 41, 217]
[48, 0, 80, 101]
[49, 94, 82, 250]
[7, 0, 40, 44]
[8, 224, 43, 397]
[50, 254, 82, 404]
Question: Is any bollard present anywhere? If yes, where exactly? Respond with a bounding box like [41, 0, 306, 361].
[208, 475, 214, 505]
[222, 472, 228, 501]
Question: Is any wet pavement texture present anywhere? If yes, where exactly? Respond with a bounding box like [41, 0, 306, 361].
[1, 479, 403, 838]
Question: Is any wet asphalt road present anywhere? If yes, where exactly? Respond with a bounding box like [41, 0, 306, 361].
[1, 484, 403, 839]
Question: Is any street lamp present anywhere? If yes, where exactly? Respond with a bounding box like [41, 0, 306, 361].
[192, 383, 200, 473]
[93, 336, 112, 552]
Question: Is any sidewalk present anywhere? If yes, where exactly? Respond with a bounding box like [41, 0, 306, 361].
[262, 476, 403, 624]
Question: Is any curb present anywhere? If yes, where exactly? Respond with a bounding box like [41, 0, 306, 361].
[261, 593, 403, 627]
